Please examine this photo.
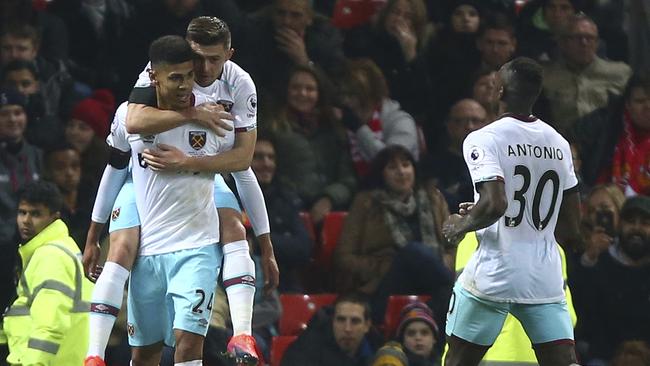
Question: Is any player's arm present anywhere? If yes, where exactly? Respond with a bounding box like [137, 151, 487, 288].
[230, 168, 280, 292]
[83, 148, 130, 280]
[125, 86, 233, 135]
[555, 187, 584, 252]
[443, 180, 508, 245]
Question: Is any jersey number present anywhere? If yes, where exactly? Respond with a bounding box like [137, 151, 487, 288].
[137, 153, 148, 169]
[504, 165, 560, 230]
[192, 289, 214, 314]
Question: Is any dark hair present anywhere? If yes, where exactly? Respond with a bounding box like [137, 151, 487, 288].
[149, 35, 193, 67]
[501, 57, 543, 103]
[0, 23, 40, 46]
[560, 12, 597, 37]
[375, 0, 429, 49]
[186, 16, 231, 48]
[1, 60, 38, 81]
[342, 58, 389, 109]
[478, 12, 515, 39]
[17, 181, 63, 213]
[44, 143, 79, 166]
[334, 293, 372, 321]
[365, 145, 418, 190]
[623, 73, 650, 102]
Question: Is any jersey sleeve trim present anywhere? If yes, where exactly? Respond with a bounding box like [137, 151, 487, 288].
[234, 123, 257, 133]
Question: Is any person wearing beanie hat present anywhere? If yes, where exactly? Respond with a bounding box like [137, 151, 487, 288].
[372, 341, 408, 366]
[64, 89, 114, 190]
[395, 302, 441, 366]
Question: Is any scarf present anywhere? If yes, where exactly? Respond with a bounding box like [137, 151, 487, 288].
[348, 108, 383, 177]
[608, 109, 650, 195]
[373, 188, 440, 252]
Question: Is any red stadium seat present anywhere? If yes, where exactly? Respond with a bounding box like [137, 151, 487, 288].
[299, 211, 316, 243]
[270, 336, 297, 366]
[383, 295, 432, 338]
[316, 211, 348, 269]
[279, 293, 338, 336]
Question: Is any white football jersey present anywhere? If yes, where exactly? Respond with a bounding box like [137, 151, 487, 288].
[108, 95, 222, 255]
[134, 60, 257, 152]
[459, 115, 578, 303]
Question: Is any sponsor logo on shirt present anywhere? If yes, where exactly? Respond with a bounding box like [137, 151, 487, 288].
[111, 207, 121, 221]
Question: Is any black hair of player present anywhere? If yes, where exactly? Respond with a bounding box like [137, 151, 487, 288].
[186, 16, 231, 49]
[17, 181, 64, 213]
[501, 57, 543, 105]
[148, 35, 194, 68]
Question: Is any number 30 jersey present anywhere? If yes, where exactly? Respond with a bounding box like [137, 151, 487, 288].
[459, 115, 578, 303]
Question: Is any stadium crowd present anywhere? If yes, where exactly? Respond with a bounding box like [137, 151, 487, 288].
[0, 0, 649, 365]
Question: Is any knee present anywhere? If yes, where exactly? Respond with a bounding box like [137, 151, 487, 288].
[220, 214, 246, 243]
[174, 333, 204, 361]
[107, 230, 139, 268]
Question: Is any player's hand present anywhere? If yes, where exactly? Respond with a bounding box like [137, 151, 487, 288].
[191, 103, 234, 137]
[458, 202, 475, 216]
[274, 27, 310, 65]
[310, 197, 333, 224]
[142, 144, 188, 171]
[442, 214, 465, 246]
[259, 238, 280, 295]
[83, 242, 102, 282]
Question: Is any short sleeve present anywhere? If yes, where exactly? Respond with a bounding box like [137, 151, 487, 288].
[232, 75, 257, 132]
[463, 131, 504, 187]
[562, 140, 579, 191]
[106, 103, 131, 152]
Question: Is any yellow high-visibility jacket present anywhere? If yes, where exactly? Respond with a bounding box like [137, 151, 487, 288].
[3, 219, 93, 366]
[444, 232, 577, 365]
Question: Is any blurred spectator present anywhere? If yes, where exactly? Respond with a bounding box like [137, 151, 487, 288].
[425, 0, 482, 145]
[516, 0, 582, 61]
[48, 0, 134, 88]
[266, 65, 356, 224]
[250, 136, 313, 293]
[475, 13, 517, 72]
[572, 195, 650, 363]
[238, 0, 345, 105]
[610, 341, 650, 366]
[394, 302, 441, 366]
[2, 60, 64, 149]
[541, 13, 632, 135]
[469, 70, 504, 121]
[2, 181, 93, 366]
[281, 293, 378, 366]
[371, 341, 408, 366]
[43, 144, 95, 249]
[1, 0, 70, 63]
[112, 0, 243, 100]
[572, 73, 650, 194]
[333, 146, 454, 323]
[0, 23, 78, 118]
[626, 0, 650, 72]
[64, 89, 113, 189]
[420, 99, 488, 210]
[0, 87, 42, 248]
[343, 0, 433, 120]
[339, 58, 420, 178]
[577, 184, 626, 267]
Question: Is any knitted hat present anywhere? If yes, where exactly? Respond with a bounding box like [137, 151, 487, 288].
[621, 196, 650, 218]
[0, 87, 27, 108]
[70, 89, 115, 138]
[372, 342, 408, 366]
[396, 302, 439, 341]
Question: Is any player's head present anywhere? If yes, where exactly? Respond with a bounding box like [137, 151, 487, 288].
[17, 181, 63, 241]
[186, 16, 234, 87]
[148, 35, 195, 110]
[497, 57, 543, 108]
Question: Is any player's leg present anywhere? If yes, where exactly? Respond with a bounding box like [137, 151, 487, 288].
[213, 175, 258, 363]
[168, 244, 222, 364]
[512, 301, 577, 366]
[128, 254, 170, 366]
[86, 181, 141, 366]
[444, 284, 508, 366]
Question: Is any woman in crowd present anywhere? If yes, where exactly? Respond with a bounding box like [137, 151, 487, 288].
[265, 65, 357, 224]
[340, 58, 420, 178]
[333, 145, 454, 324]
